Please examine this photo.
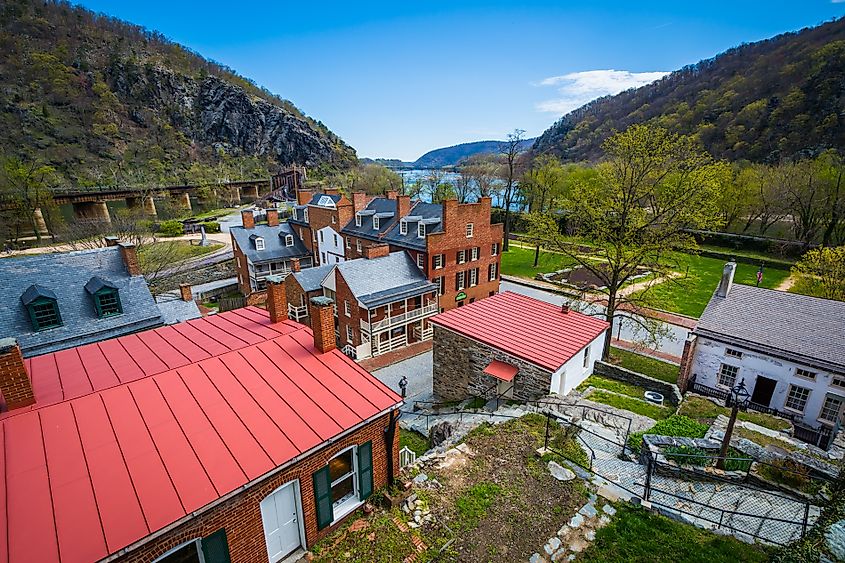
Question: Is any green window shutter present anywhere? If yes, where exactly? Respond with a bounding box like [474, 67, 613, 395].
[313, 466, 334, 530]
[358, 441, 373, 501]
[201, 528, 231, 563]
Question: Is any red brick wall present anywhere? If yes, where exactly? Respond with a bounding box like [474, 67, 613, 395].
[0, 342, 34, 410]
[118, 411, 400, 563]
[231, 234, 253, 297]
[334, 270, 361, 349]
[311, 301, 337, 354]
[266, 280, 288, 323]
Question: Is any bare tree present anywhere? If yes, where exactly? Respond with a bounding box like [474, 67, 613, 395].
[499, 129, 526, 251]
[460, 154, 499, 199]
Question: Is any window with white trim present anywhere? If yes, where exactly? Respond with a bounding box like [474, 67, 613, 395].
[373, 217, 380, 230]
[725, 348, 742, 359]
[417, 253, 425, 269]
[303, 208, 309, 222]
[346, 236, 350, 249]
[471, 247, 479, 261]
[355, 213, 362, 227]
[433, 254, 445, 269]
[466, 223, 474, 238]
[820, 396, 844, 424]
[583, 345, 591, 368]
[491, 242, 499, 256]
[796, 368, 817, 381]
[418, 223, 426, 238]
[833, 377, 845, 390]
[469, 268, 478, 287]
[344, 300, 351, 316]
[254, 237, 265, 251]
[400, 220, 407, 235]
[328, 447, 357, 508]
[457, 250, 466, 264]
[346, 325, 354, 343]
[785, 385, 811, 413]
[356, 239, 362, 252]
[285, 234, 294, 247]
[435, 276, 445, 296]
[331, 215, 337, 224]
[456, 271, 465, 291]
[717, 363, 738, 388]
[152, 530, 229, 563]
[488, 262, 498, 281]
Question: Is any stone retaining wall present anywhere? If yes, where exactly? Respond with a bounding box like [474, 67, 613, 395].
[594, 360, 682, 406]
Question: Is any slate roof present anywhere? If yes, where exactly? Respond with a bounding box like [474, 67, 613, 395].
[336, 252, 437, 308]
[230, 222, 310, 264]
[383, 201, 444, 251]
[0, 248, 164, 357]
[0, 307, 402, 563]
[292, 264, 335, 293]
[153, 293, 203, 326]
[430, 291, 610, 371]
[695, 285, 845, 373]
[308, 193, 343, 206]
[341, 198, 398, 241]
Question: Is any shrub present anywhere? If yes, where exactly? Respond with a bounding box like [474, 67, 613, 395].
[628, 415, 709, 454]
[158, 219, 184, 237]
[723, 448, 753, 472]
[201, 221, 221, 233]
[664, 445, 710, 466]
[757, 458, 812, 492]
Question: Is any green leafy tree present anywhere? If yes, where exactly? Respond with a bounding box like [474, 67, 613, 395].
[791, 246, 845, 301]
[533, 124, 725, 358]
[0, 157, 57, 245]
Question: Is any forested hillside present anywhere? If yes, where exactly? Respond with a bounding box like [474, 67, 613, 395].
[413, 138, 535, 168]
[0, 0, 356, 186]
[533, 18, 845, 163]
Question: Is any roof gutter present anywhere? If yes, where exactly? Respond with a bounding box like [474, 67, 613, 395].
[99, 400, 403, 563]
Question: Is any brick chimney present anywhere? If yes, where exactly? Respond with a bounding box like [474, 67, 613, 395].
[309, 296, 336, 353]
[0, 338, 34, 411]
[104, 236, 119, 247]
[715, 260, 737, 298]
[397, 195, 411, 220]
[324, 188, 340, 196]
[291, 257, 301, 273]
[561, 302, 570, 314]
[364, 244, 390, 260]
[118, 243, 141, 276]
[296, 189, 313, 205]
[179, 283, 193, 302]
[241, 209, 256, 229]
[352, 192, 369, 215]
[266, 208, 280, 227]
[266, 274, 288, 323]
[386, 190, 398, 200]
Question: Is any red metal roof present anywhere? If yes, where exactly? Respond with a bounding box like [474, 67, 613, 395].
[0, 307, 402, 563]
[483, 360, 518, 381]
[430, 291, 610, 371]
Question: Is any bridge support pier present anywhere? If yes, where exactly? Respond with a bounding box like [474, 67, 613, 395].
[32, 207, 49, 237]
[72, 201, 111, 224]
[240, 185, 260, 201]
[126, 196, 157, 217]
[174, 192, 192, 211]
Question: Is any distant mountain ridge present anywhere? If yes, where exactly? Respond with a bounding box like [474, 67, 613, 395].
[367, 138, 536, 169]
[533, 18, 845, 163]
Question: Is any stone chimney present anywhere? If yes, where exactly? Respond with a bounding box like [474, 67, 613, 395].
[386, 190, 398, 200]
[0, 338, 34, 411]
[179, 283, 193, 302]
[104, 236, 120, 247]
[266, 208, 280, 227]
[241, 209, 256, 230]
[296, 190, 313, 205]
[715, 260, 737, 298]
[352, 192, 369, 215]
[290, 257, 301, 273]
[397, 195, 411, 220]
[364, 244, 390, 260]
[266, 274, 288, 323]
[118, 243, 141, 276]
[309, 296, 336, 353]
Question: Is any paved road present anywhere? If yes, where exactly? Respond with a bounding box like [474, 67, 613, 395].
[371, 351, 434, 404]
[500, 280, 690, 358]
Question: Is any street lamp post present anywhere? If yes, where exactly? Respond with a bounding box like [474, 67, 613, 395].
[717, 378, 750, 470]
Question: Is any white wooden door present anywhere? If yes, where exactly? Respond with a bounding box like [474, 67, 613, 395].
[260, 483, 301, 562]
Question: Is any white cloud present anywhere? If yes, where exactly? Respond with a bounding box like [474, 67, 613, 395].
[535, 69, 669, 115]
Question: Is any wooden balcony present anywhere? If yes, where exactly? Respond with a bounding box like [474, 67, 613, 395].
[361, 302, 438, 333]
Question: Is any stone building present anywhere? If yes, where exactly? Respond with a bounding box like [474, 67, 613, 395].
[679, 261, 845, 448]
[430, 291, 609, 402]
[0, 283, 403, 563]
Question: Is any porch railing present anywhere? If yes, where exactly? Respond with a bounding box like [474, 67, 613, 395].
[361, 303, 438, 333]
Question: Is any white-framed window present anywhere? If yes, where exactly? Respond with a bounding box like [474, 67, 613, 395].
[583, 345, 591, 368]
[456, 271, 465, 291]
[329, 446, 357, 510]
[489, 262, 498, 281]
[303, 208, 309, 222]
[332, 215, 337, 224]
[433, 254, 444, 269]
[491, 242, 499, 256]
[255, 237, 265, 251]
[153, 538, 204, 563]
[466, 223, 474, 238]
[833, 377, 845, 390]
[346, 236, 351, 249]
[417, 253, 425, 269]
[236, 256, 241, 269]
[469, 268, 478, 287]
[796, 368, 817, 381]
[299, 228, 304, 240]
[344, 300, 351, 316]
[470, 247, 479, 261]
[785, 385, 811, 413]
[457, 250, 466, 264]
[717, 363, 738, 388]
[725, 348, 742, 359]
[400, 220, 407, 235]
[418, 223, 426, 238]
[355, 213, 362, 227]
[346, 325, 354, 343]
[373, 217, 380, 230]
[435, 276, 445, 296]
[820, 396, 844, 424]
[285, 234, 294, 247]
[356, 239, 362, 252]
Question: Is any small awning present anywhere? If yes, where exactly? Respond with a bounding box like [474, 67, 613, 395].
[483, 360, 518, 382]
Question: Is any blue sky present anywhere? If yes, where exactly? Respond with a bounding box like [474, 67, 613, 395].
[76, 1, 844, 161]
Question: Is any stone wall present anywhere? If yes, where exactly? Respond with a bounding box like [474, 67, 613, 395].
[594, 361, 683, 405]
[432, 325, 552, 402]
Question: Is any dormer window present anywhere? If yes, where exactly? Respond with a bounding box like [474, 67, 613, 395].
[285, 234, 294, 247]
[373, 216, 380, 230]
[418, 223, 426, 238]
[255, 237, 265, 251]
[400, 220, 407, 235]
[355, 213, 362, 227]
[85, 276, 122, 318]
[21, 284, 62, 331]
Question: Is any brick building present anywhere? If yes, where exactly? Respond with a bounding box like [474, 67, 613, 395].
[0, 285, 402, 563]
[288, 189, 356, 266]
[284, 260, 334, 326]
[231, 209, 313, 295]
[430, 291, 609, 402]
[295, 190, 503, 312]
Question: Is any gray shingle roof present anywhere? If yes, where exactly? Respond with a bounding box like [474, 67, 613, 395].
[153, 293, 202, 326]
[0, 247, 164, 357]
[341, 198, 398, 241]
[695, 284, 845, 373]
[336, 252, 437, 308]
[20, 284, 57, 306]
[292, 264, 334, 293]
[230, 223, 310, 264]
[382, 201, 443, 250]
[84, 276, 118, 295]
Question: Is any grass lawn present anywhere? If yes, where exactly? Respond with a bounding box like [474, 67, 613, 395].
[678, 396, 792, 431]
[587, 390, 672, 420]
[734, 427, 797, 452]
[500, 244, 577, 280]
[399, 429, 430, 457]
[577, 375, 647, 399]
[576, 504, 770, 562]
[638, 253, 790, 318]
[609, 347, 679, 383]
[138, 240, 223, 273]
